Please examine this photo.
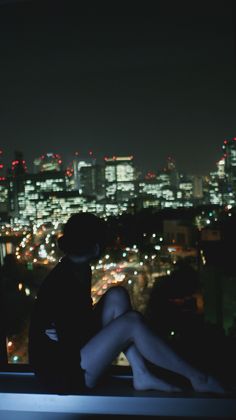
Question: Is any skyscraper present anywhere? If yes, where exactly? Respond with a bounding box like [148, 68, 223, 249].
[104, 156, 136, 203]
[222, 138, 236, 193]
[79, 164, 105, 199]
[11, 151, 27, 176]
[0, 150, 8, 218]
[72, 154, 96, 191]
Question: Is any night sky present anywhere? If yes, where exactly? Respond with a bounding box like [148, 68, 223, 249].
[0, 0, 235, 175]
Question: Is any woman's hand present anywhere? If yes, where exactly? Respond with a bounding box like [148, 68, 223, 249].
[45, 324, 59, 342]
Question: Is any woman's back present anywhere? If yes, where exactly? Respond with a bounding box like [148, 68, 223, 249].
[28, 257, 93, 392]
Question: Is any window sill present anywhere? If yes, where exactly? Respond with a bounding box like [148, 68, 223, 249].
[0, 366, 236, 418]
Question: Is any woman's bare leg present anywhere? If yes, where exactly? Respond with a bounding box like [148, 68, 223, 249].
[91, 286, 181, 391]
[81, 286, 224, 393]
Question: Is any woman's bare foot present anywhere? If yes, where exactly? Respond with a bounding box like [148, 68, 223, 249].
[190, 374, 226, 394]
[133, 371, 182, 392]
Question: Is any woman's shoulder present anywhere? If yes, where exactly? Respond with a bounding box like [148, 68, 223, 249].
[38, 258, 70, 291]
[39, 256, 91, 293]
[49, 256, 76, 276]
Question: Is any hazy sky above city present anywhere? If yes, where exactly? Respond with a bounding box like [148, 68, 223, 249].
[0, 0, 235, 175]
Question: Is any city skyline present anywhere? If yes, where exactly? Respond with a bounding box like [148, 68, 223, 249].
[0, 137, 235, 227]
[0, 1, 235, 175]
[0, 135, 235, 177]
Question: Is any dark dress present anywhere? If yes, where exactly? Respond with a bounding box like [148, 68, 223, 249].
[28, 256, 94, 393]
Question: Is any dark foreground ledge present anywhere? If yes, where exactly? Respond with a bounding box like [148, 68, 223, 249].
[0, 366, 236, 419]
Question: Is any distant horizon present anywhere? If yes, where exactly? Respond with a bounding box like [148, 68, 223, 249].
[0, 141, 229, 177]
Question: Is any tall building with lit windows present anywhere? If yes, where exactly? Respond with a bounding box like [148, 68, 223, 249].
[222, 138, 236, 194]
[0, 149, 9, 220]
[104, 156, 136, 203]
[0, 179, 9, 218]
[79, 164, 105, 199]
[216, 157, 226, 180]
[9, 172, 66, 223]
[208, 171, 223, 205]
[72, 154, 96, 191]
[178, 174, 193, 206]
[210, 138, 236, 205]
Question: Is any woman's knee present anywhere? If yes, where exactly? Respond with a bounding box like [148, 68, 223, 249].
[105, 285, 130, 304]
[124, 310, 143, 326]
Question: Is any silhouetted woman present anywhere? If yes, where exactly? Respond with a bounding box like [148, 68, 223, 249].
[29, 213, 225, 393]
